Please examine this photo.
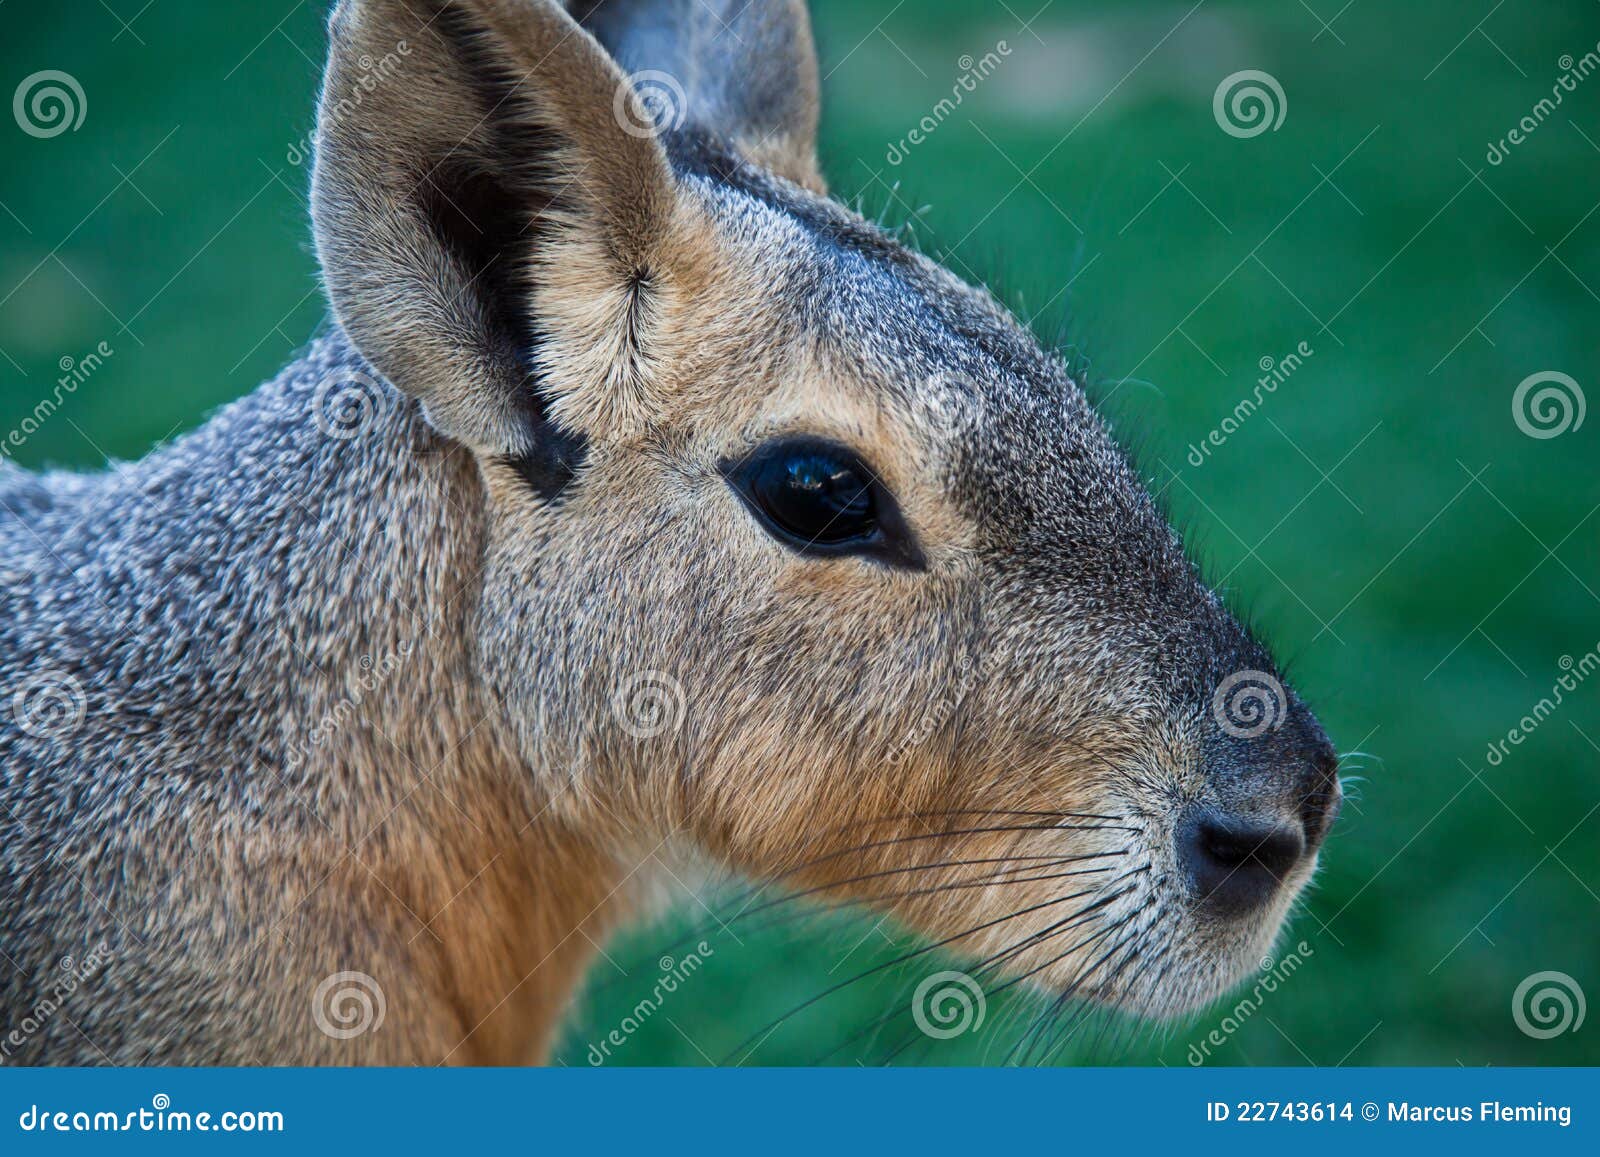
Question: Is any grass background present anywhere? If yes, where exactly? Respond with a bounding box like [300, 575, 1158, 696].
[2, 1, 1596, 1065]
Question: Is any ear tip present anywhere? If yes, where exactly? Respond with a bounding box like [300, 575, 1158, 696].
[324, 0, 352, 37]
[574, 0, 824, 184]
[322, 0, 413, 46]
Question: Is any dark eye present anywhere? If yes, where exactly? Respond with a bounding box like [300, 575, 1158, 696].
[749, 449, 874, 543]
[721, 438, 926, 570]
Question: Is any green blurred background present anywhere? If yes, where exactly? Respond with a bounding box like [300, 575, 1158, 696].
[2, 1, 1595, 1065]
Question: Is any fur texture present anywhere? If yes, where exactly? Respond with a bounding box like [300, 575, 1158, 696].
[0, 0, 1338, 1064]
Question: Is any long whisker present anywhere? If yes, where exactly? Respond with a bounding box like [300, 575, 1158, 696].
[874, 906, 1142, 1067]
[713, 816, 1140, 925]
[1040, 945, 1148, 1063]
[583, 850, 1131, 997]
[814, 864, 1156, 1065]
[739, 848, 1128, 917]
[1079, 930, 1186, 1066]
[815, 808, 1135, 834]
[765, 821, 1143, 880]
[812, 883, 1140, 1066]
[1013, 909, 1166, 1066]
[1006, 890, 1175, 1066]
[1087, 899, 1208, 1064]
[726, 862, 1129, 956]
[1027, 899, 1185, 1066]
[722, 883, 1121, 1066]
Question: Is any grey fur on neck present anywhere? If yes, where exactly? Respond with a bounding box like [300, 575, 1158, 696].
[0, 328, 521, 1061]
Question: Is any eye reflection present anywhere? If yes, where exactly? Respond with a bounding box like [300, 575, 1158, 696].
[720, 438, 927, 571]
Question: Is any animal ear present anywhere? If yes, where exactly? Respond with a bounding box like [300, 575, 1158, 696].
[310, 0, 679, 471]
[570, 0, 825, 192]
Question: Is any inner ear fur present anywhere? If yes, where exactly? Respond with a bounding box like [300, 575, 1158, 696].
[310, 0, 683, 465]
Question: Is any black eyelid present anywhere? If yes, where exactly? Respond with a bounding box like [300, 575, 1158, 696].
[719, 437, 928, 572]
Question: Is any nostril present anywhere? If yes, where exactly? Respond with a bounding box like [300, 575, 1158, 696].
[1178, 810, 1306, 915]
[1200, 820, 1303, 879]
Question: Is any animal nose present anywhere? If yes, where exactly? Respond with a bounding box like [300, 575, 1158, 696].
[1301, 750, 1342, 851]
[1177, 809, 1306, 915]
